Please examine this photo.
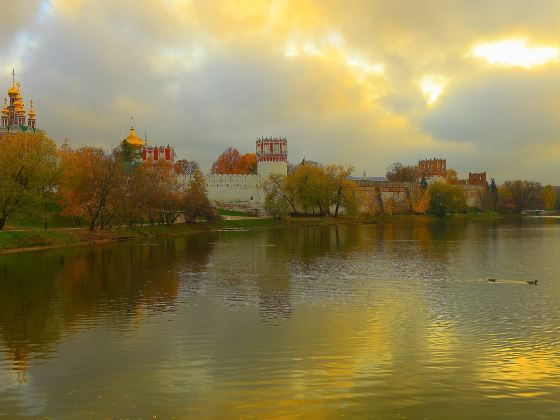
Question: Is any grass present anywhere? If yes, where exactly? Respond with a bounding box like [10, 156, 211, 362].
[0, 219, 284, 253]
[216, 208, 256, 217]
[0, 211, 515, 254]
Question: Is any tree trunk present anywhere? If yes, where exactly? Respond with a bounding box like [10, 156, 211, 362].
[334, 186, 342, 217]
[0, 216, 6, 231]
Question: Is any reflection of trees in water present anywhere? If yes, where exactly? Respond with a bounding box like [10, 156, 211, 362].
[265, 224, 366, 262]
[0, 235, 214, 380]
[206, 231, 294, 322]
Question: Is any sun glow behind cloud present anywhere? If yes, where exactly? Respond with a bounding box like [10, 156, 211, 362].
[472, 39, 559, 68]
[420, 75, 448, 106]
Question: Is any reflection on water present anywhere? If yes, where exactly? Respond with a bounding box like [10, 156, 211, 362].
[0, 219, 559, 418]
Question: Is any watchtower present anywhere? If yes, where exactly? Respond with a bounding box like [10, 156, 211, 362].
[256, 137, 288, 179]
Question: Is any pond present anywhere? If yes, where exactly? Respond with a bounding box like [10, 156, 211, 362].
[0, 219, 559, 418]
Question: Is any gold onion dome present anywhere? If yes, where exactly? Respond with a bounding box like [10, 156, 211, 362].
[2, 99, 8, 116]
[15, 100, 25, 114]
[8, 83, 18, 97]
[28, 100, 36, 118]
[125, 127, 144, 147]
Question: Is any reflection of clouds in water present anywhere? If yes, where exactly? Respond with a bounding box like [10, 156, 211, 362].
[1, 222, 560, 417]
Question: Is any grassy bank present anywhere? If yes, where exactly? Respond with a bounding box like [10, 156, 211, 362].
[0, 212, 513, 254]
[0, 219, 286, 254]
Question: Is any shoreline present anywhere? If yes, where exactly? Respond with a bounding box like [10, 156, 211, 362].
[0, 212, 517, 255]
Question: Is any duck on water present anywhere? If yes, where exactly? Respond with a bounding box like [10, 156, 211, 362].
[487, 278, 538, 285]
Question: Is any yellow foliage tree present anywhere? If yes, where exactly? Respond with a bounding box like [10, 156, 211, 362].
[0, 131, 59, 230]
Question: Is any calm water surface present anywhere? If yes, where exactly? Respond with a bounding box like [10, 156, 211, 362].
[0, 219, 559, 418]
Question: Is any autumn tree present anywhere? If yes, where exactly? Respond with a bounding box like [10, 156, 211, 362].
[445, 168, 459, 184]
[139, 160, 181, 225]
[373, 186, 385, 215]
[0, 131, 59, 230]
[211, 148, 257, 174]
[114, 163, 144, 227]
[264, 183, 290, 218]
[326, 165, 358, 217]
[181, 169, 216, 222]
[239, 153, 257, 174]
[262, 174, 298, 216]
[385, 162, 417, 182]
[58, 144, 119, 230]
[428, 182, 466, 216]
[543, 185, 556, 211]
[499, 180, 543, 213]
[289, 164, 332, 216]
[409, 185, 430, 213]
[174, 159, 200, 176]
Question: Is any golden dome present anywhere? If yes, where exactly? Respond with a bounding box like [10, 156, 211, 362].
[2, 98, 8, 116]
[28, 100, 36, 118]
[124, 127, 144, 148]
[8, 83, 18, 97]
[15, 99, 25, 115]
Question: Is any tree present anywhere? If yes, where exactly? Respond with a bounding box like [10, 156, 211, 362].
[174, 159, 200, 176]
[239, 153, 257, 175]
[325, 165, 358, 217]
[543, 185, 556, 211]
[289, 164, 332, 216]
[181, 169, 216, 222]
[385, 162, 417, 182]
[445, 168, 458, 184]
[262, 174, 298, 215]
[0, 132, 59, 230]
[486, 178, 498, 211]
[140, 160, 181, 225]
[374, 186, 384, 215]
[500, 180, 543, 213]
[409, 185, 430, 213]
[428, 182, 465, 216]
[264, 186, 289, 218]
[58, 144, 119, 230]
[211, 148, 257, 174]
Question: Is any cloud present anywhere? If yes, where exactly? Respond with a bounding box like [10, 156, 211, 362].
[1, 0, 559, 183]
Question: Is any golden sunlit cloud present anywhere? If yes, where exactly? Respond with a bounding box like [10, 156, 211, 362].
[471, 39, 559, 68]
[346, 56, 384, 76]
[283, 33, 384, 79]
[420, 75, 448, 106]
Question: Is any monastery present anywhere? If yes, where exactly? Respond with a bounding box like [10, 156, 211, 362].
[4, 70, 485, 213]
[121, 124, 288, 208]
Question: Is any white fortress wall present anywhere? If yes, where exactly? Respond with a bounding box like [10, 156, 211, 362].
[180, 138, 290, 208]
[204, 174, 261, 205]
[180, 173, 262, 205]
[257, 160, 288, 179]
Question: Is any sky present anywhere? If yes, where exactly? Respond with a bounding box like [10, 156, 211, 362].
[2, 0, 560, 183]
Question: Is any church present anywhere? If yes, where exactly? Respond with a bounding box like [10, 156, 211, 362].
[121, 124, 176, 163]
[0, 71, 38, 136]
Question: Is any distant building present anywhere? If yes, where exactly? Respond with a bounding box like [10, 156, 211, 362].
[1, 70, 38, 136]
[468, 172, 487, 185]
[121, 125, 175, 162]
[418, 158, 447, 179]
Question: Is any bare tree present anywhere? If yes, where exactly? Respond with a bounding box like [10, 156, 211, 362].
[385, 162, 417, 182]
